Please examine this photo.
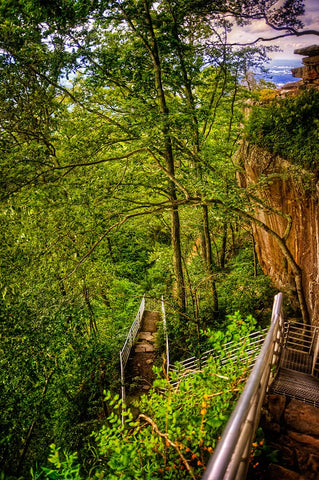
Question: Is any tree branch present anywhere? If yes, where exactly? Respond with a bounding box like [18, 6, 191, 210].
[229, 29, 319, 47]
[65, 205, 175, 277]
[53, 148, 148, 169]
[138, 413, 196, 480]
[147, 149, 191, 199]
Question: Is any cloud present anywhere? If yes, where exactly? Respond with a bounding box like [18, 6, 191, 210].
[303, 0, 319, 28]
[228, 0, 319, 60]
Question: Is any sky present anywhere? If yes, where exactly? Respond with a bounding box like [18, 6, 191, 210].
[229, 0, 319, 62]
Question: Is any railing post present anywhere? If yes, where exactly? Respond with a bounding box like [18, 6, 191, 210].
[312, 328, 319, 376]
[120, 351, 126, 425]
[271, 300, 284, 375]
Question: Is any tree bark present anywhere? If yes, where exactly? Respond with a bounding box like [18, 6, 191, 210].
[143, 0, 186, 311]
[220, 222, 227, 269]
[202, 205, 218, 317]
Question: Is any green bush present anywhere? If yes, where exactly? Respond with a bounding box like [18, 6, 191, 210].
[33, 316, 260, 479]
[246, 88, 319, 171]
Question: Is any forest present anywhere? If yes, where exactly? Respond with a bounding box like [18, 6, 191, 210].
[1, 1, 317, 479]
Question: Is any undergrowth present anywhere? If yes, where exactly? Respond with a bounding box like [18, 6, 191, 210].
[31, 314, 261, 479]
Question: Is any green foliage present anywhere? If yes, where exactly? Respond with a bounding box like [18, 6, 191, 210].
[0, 0, 290, 476]
[0, 295, 119, 476]
[36, 334, 252, 480]
[31, 445, 81, 480]
[204, 311, 257, 345]
[246, 88, 319, 170]
[247, 427, 279, 478]
[217, 244, 275, 319]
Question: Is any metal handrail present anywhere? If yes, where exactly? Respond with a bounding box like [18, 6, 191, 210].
[202, 292, 284, 480]
[167, 330, 267, 389]
[120, 294, 145, 404]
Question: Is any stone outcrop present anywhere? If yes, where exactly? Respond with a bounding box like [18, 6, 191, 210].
[292, 45, 319, 84]
[237, 142, 319, 324]
[261, 396, 319, 479]
[280, 45, 319, 95]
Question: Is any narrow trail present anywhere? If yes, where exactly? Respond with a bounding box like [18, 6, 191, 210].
[125, 310, 160, 395]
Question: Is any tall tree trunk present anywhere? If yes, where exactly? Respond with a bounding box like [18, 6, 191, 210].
[220, 222, 227, 269]
[143, 0, 186, 311]
[171, 201, 186, 311]
[202, 205, 218, 317]
[83, 280, 98, 334]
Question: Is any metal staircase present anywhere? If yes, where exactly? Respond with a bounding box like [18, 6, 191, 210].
[203, 293, 319, 480]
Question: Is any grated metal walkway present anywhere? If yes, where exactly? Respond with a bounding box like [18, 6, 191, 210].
[267, 320, 319, 407]
[269, 367, 319, 407]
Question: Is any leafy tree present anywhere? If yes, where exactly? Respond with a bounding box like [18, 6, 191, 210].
[0, 0, 314, 476]
[1, 0, 306, 312]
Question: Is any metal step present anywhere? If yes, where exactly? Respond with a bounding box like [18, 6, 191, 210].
[269, 367, 319, 407]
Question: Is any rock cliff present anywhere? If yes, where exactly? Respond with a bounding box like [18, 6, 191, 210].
[237, 142, 319, 324]
[260, 396, 319, 479]
[280, 45, 319, 95]
[237, 45, 319, 325]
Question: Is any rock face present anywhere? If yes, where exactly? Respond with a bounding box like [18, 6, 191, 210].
[237, 142, 319, 324]
[292, 45, 319, 85]
[261, 396, 319, 479]
[281, 45, 319, 95]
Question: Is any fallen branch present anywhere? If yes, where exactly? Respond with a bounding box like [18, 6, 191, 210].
[138, 413, 196, 480]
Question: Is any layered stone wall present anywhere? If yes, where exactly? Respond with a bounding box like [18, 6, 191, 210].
[281, 45, 319, 95]
[237, 142, 319, 324]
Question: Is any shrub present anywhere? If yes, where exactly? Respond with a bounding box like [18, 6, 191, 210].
[246, 88, 319, 171]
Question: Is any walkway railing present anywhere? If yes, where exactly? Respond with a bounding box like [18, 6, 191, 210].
[119, 295, 169, 404]
[281, 320, 319, 377]
[168, 328, 267, 388]
[202, 292, 284, 480]
[120, 295, 146, 404]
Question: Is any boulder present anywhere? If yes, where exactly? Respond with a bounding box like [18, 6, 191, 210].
[285, 400, 319, 436]
[268, 394, 287, 423]
[268, 464, 304, 480]
[288, 430, 319, 454]
[295, 450, 319, 479]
